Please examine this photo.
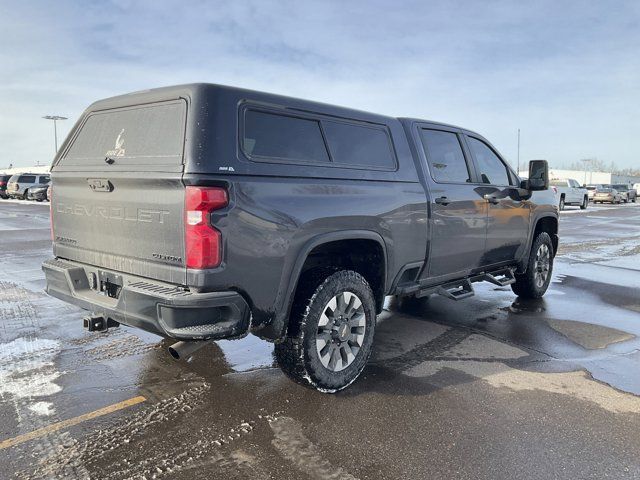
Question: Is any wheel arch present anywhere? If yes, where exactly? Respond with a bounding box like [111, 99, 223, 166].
[518, 214, 559, 273]
[275, 230, 388, 339]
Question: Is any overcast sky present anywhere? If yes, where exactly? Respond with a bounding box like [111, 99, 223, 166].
[1, 0, 638, 170]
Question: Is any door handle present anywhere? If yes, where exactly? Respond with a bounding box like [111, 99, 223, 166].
[484, 194, 500, 204]
[434, 196, 450, 206]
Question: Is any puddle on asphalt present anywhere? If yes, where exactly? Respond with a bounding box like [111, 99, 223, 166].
[216, 336, 274, 372]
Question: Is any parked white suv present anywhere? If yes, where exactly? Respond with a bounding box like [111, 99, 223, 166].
[6, 173, 50, 200]
[550, 178, 589, 210]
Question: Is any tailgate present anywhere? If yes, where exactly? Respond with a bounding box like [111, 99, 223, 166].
[51, 100, 188, 285]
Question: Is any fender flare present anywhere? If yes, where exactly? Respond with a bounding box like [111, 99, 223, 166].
[274, 229, 388, 332]
[518, 213, 559, 273]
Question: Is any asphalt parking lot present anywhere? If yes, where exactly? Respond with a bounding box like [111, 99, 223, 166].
[1, 200, 639, 480]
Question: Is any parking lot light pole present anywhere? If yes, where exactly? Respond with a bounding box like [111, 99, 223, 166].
[43, 115, 68, 154]
[581, 158, 594, 186]
[517, 128, 520, 175]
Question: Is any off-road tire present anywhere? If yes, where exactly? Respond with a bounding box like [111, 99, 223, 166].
[274, 269, 376, 392]
[511, 232, 554, 299]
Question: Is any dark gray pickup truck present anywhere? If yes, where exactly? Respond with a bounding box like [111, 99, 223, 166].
[43, 84, 558, 392]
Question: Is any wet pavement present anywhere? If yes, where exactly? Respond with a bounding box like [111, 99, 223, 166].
[1, 200, 639, 479]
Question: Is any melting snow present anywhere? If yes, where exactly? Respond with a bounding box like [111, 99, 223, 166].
[0, 337, 62, 415]
[28, 401, 55, 416]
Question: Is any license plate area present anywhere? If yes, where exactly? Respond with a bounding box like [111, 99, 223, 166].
[98, 271, 123, 299]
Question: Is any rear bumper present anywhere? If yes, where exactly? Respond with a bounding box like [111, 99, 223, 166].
[42, 258, 250, 340]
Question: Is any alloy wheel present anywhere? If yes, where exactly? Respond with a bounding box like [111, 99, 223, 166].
[534, 244, 551, 288]
[315, 291, 366, 372]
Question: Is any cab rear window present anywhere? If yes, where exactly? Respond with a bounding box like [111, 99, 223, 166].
[61, 100, 186, 167]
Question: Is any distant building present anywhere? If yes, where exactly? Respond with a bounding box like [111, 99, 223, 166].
[519, 168, 640, 186]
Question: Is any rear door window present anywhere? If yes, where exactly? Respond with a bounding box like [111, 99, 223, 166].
[243, 110, 330, 163]
[61, 100, 187, 168]
[323, 121, 396, 169]
[19, 175, 36, 183]
[467, 137, 512, 186]
[419, 129, 471, 183]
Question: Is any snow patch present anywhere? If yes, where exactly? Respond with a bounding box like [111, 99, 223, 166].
[0, 337, 62, 414]
[28, 401, 55, 416]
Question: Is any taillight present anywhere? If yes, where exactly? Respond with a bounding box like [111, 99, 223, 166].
[184, 186, 228, 269]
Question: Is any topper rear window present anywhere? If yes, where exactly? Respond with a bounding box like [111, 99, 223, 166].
[61, 100, 186, 167]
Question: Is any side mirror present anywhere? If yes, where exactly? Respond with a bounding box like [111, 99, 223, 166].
[527, 160, 549, 191]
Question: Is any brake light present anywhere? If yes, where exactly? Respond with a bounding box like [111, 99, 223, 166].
[184, 186, 228, 269]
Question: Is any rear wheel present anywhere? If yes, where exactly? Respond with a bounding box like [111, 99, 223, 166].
[275, 270, 376, 392]
[22, 189, 28, 200]
[580, 196, 588, 209]
[511, 232, 554, 299]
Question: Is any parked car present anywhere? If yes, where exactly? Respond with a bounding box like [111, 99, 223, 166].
[610, 184, 636, 203]
[0, 174, 11, 199]
[585, 184, 605, 201]
[26, 183, 50, 202]
[43, 84, 558, 392]
[6, 173, 50, 199]
[593, 187, 622, 204]
[549, 178, 589, 210]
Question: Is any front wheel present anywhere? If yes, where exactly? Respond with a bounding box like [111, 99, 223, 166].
[511, 232, 554, 299]
[275, 270, 376, 392]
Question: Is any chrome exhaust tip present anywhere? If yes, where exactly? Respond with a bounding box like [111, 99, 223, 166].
[168, 340, 208, 360]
